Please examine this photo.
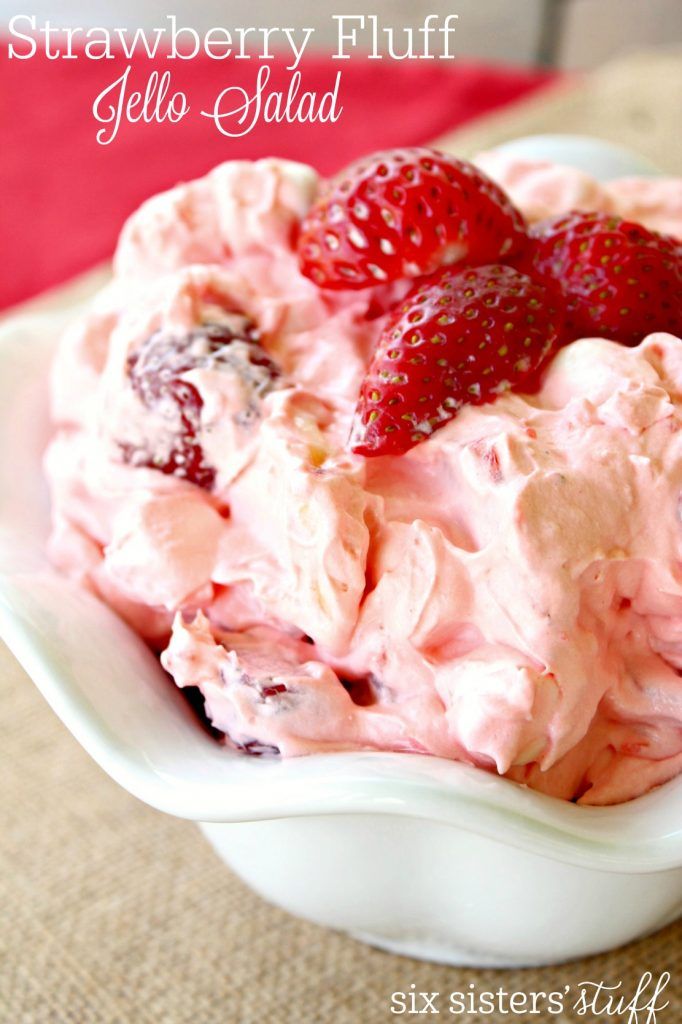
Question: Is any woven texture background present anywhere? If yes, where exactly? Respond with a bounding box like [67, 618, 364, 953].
[435, 48, 682, 174]
[2, 49, 682, 1024]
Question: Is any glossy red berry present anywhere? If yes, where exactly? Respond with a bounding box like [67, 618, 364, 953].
[298, 148, 528, 290]
[351, 264, 564, 457]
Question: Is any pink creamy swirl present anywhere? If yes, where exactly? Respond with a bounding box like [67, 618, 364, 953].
[46, 154, 682, 805]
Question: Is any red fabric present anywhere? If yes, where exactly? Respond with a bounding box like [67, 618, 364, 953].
[0, 45, 555, 309]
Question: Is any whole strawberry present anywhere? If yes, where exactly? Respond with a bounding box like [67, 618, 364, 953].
[350, 265, 564, 457]
[525, 211, 682, 345]
[298, 148, 528, 290]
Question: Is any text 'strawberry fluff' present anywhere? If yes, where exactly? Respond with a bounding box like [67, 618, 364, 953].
[525, 211, 682, 346]
[350, 265, 565, 457]
[297, 148, 529, 289]
[123, 318, 280, 488]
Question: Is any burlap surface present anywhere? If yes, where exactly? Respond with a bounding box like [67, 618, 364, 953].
[2, 48, 682, 1024]
[436, 48, 682, 175]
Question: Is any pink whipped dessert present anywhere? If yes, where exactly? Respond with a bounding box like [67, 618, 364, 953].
[46, 151, 682, 805]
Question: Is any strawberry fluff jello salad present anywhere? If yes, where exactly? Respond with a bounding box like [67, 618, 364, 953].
[45, 147, 682, 805]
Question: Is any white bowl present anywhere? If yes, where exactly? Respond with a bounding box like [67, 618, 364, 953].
[1, 137, 681, 968]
